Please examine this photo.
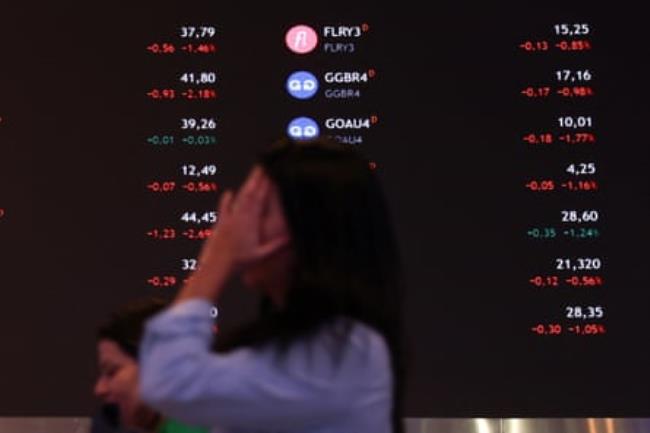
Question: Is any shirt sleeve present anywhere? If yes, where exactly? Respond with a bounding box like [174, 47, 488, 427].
[139, 299, 391, 431]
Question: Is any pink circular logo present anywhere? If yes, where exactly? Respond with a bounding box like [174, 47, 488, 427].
[285, 25, 318, 54]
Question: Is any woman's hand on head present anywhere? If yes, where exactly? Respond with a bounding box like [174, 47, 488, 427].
[201, 166, 290, 270]
[176, 166, 290, 303]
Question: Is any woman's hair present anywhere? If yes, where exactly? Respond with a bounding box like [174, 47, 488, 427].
[97, 296, 169, 358]
[216, 137, 404, 432]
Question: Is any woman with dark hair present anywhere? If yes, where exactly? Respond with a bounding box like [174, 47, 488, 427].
[93, 297, 208, 433]
[139, 138, 404, 433]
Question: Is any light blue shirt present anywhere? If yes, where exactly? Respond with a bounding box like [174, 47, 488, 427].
[139, 299, 393, 433]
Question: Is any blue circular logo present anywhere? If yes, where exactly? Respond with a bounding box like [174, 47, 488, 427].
[286, 71, 319, 99]
[287, 117, 319, 140]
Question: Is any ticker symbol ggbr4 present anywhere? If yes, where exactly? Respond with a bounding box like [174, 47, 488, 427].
[285, 25, 318, 54]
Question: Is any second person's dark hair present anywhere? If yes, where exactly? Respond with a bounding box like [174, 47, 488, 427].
[97, 297, 169, 358]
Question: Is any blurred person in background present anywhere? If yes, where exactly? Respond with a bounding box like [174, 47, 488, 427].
[93, 297, 209, 433]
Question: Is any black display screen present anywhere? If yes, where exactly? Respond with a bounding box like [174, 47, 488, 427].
[1, 2, 648, 417]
